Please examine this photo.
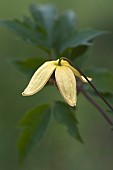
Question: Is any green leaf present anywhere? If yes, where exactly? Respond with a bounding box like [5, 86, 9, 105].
[84, 68, 113, 95]
[0, 5, 59, 52]
[0, 5, 107, 57]
[70, 45, 88, 58]
[13, 57, 47, 75]
[17, 104, 51, 162]
[0, 4, 107, 59]
[0, 19, 39, 44]
[59, 29, 107, 54]
[30, 4, 57, 48]
[53, 101, 83, 142]
[72, 55, 89, 68]
[0, 18, 51, 52]
[54, 10, 77, 55]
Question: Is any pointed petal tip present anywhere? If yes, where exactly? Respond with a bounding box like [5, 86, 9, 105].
[62, 62, 92, 83]
[81, 76, 92, 82]
[88, 77, 92, 81]
[22, 91, 30, 96]
[66, 97, 77, 107]
[69, 102, 76, 107]
[22, 92, 36, 96]
[22, 92, 26, 96]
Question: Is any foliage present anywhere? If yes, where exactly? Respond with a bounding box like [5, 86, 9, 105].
[1, 4, 113, 162]
[0, 4, 105, 59]
[53, 101, 83, 143]
[17, 104, 51, 162]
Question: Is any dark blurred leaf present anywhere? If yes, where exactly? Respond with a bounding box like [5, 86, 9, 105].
[0, 5, 107, 58]
[17, 104, 51, 162]
[13, 57, 47, 75]
[53, 101, 83, 142]
[30, 5, 57, 33]
[0, 17, 52, 52]
[70, 45, 88, 58]
[30, 4, 57, 50]
[0, 19, 41, 44]
[60, 45, 88, 62]
[84, 68, 113, 95]
[59, 29, 107, 54]
[72, 55, 89, 68]
[54, 10, 77, 55]
[68, 46, 89, 69]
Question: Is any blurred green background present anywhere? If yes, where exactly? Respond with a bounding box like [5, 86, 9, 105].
[0, 0, 113, 170]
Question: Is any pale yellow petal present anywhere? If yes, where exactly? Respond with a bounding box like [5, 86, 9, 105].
[80, 76, 92, 82]
[55, 66, 76, 106]
[22, 61, 56, 96]
[61, 59, 92, 83]
[69, 66, 92, 82]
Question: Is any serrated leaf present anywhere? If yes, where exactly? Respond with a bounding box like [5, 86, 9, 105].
[0, 19, 39, 44]
[0, 5, 107, 57]
[0, 19, 51, 52]
[59, 29, 107, 54]
[13, 57, 47, 75]
[17, 104, 51, 162]
[53, 101, 83, 142]
[84, 68, 113, 95]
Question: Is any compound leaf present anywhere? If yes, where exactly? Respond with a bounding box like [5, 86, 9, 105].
[17, 104, 51, 162]
[54, 10, 77, 55]
[30, 4, 57, 49]
[53, 101, 83, 142]
[60, 29, 107, 54]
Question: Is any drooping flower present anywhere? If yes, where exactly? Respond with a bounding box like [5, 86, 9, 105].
[22, 59, 92, 106]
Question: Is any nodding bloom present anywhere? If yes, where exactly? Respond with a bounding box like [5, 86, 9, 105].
[22, 59, 92, 107]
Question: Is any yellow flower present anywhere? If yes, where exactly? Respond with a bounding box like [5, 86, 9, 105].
[22, 59, 92, 107]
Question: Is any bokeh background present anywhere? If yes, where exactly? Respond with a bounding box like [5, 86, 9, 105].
[0, 0, 113, 170]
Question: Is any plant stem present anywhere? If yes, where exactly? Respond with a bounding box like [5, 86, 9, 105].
[75, 66, 113, 112]
[60, 57, 113, 113]
[78, 86, 113, 126]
